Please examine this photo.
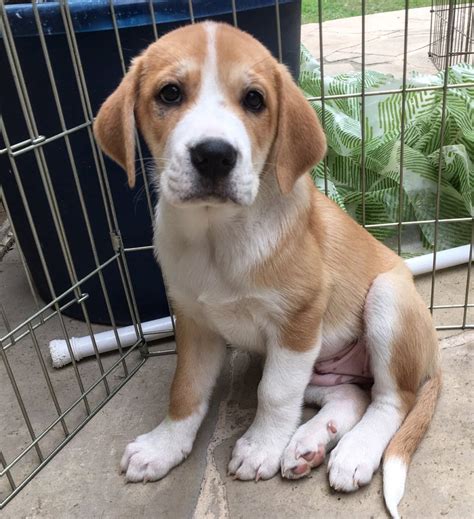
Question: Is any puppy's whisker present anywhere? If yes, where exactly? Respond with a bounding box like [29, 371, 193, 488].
[133, 157, 171, 166]
[133, 185, 146, 203]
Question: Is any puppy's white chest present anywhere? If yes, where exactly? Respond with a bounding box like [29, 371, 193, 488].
[200, 295, 266, 350]
[160, 246, 272, 351]
[178, 269, 272, 351]
[155, 199, 288, 351]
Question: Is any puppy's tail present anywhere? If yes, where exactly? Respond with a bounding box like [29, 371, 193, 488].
[382, 369, 442, 519]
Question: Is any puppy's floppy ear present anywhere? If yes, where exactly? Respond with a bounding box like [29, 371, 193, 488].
[273, 64, 326, 195]
[93, 57, 143, 188]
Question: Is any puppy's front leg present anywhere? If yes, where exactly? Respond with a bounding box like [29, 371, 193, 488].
[121, 313, 226, 482]
[229, 334, 321, 481]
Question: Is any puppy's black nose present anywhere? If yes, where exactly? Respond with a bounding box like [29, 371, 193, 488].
[190, 139, 237, 178]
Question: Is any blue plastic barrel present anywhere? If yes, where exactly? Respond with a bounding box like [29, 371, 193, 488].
[0, 0, 301, 325]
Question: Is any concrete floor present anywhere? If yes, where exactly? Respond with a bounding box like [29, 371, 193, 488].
[301, 7, 438, 77]
[1, 7, 473, 519]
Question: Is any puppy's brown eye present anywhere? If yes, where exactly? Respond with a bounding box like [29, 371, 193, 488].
[159, 84, 182, 104]
[243, 90, 265, 112]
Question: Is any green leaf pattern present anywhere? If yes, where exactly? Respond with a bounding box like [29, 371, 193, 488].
[299, 46, 473, 250]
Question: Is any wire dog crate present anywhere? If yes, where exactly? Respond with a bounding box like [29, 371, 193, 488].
[429, 0, 474, 70]
[0, 0, 473, 510]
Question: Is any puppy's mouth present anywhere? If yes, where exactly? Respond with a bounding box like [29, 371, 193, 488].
[162, 164, 257, 208]
[167, 180, 256, 208]
[179, 188, 241, 207]
[180, 195, 236, 207]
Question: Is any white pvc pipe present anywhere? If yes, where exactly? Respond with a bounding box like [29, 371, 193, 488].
[404, 244, 472, 276]
[49, 244, 472, 368]
[49, 316, 174, 368]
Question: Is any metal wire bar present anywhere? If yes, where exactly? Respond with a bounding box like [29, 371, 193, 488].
[430, 0, 456, 313]
[306, 81, 474, 102]
[459, 2, 466, 58]
[27, 322, 69, 437]
[115, 236, 151, 356]
[4, 122, 91, 158]
[188, 0, 195, 23]
[274, 0, 283, 63]
[146, 348, 178, 357]
[148, 0, 159, 40]
[0, 451, 15, 492]
[452, 0, 459, 65]
[0, 135, 45, 156]
[464, 2, 473, 57]
[397, 0, 410, 255]
[231, 0, 238, 27]
[0, 355, 146, 510]
[429, 0, 436, 58]
[0, 305, 15, 351]
[0, 336, 144, 480]
[364, 217, 473, 228]
[115, 237, 148, 351]
[462, 231, 473, 326]
[124, 200, 177, 345]
[430, 47, 474, 59]
[107, 0, 155, 225]
[317, 0, 329, 195]
[436, 324, 474, 329]
[433, 303, 474, 309]
[360, 0, 366, 226]
[124, 245, 155, 253]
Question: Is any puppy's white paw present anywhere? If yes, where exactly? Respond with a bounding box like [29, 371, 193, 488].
[228, 434, 283, 481]
[120, 425, 191, 483]
[281, 419, 337, 479]
[328, 433, 379, 492]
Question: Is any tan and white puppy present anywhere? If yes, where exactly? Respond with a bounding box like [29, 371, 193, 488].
[94, 22, 441, 518]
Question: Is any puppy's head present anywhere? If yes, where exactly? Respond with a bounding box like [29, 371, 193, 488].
[94, 22, 326, 207]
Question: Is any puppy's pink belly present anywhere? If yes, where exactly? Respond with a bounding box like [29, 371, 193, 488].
[311, 339, 373, 387]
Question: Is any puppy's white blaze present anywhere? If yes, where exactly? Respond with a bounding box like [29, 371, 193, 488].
[383, 456, 407, 519]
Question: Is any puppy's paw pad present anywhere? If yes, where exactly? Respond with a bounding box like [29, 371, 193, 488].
[327, 421, 338, 435]
[281, 444, 326, 480]
[302, 445, 326, 466]
[281, 417, 336, 480]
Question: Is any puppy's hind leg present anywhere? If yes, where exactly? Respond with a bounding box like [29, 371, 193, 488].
[281, 384, 370, 479]
[327, 264, 439, 506]
[121, 312, 226, 482]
